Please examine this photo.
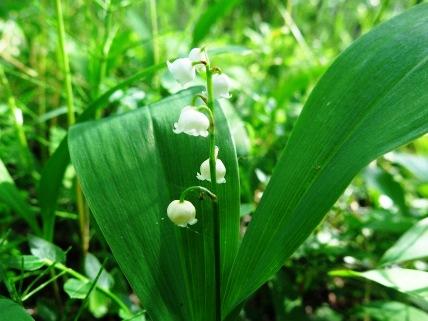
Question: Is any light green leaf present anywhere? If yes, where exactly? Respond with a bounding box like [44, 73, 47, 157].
[192, 0, 241, 46]
[69, 88, 240, 321]
[89, 290, 110, 318]
[0, 299, 34, 321]
[223, 5, 428, 315]
[5, 255, 44, 271]
[64, 278, 92, 299]
[29, 235, 65, 263]
[387, 152, 428, 182]
[357, 301, 428, 321]
[331, 268, 428, 300]
[381, 217, 428, 265]
[84, 253, 113, 290]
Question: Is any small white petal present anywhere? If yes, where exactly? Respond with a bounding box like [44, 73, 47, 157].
[167, 200, 197, 227]
[188, 48, 207, 72]
[173, 106, 210, 137]
[167, 58, 195, 85]
[212, 74, 231, 99]
[196, 156, 226, 184]
[14, 108, 23, 125]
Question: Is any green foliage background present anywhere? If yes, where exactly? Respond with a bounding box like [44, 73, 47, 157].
[0, 0, 428, 320]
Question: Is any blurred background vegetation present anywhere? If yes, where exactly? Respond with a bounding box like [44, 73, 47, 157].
[1, 0, 428, 320]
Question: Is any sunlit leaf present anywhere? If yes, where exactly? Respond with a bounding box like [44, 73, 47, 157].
[331, 268, 428, 302]
[357, 301, 428, 321]
[381, 217, 428, 265]
[29, 235, 65, 263]
[69, 88, 240, 321]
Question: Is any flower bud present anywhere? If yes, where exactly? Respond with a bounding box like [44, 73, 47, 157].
[173, 106, 210, 137]
[212, 73, 231, 99]
[167, 58, 195, 85]
[196, 147, 226, 184]
[167, 200, 197, 227]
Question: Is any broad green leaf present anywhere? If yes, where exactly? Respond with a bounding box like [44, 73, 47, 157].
[192, 0, 241, 46]
[331, 268, 428, 301]
[381, 217, 428, 265]
[29, 235, 65, 263]
[38, 64, 163, 240]
[220, 100, 250, 156]
[69, 88, 240, 321]
[357, 301, 428, 321]
[0, 299, 34, 321]
[223, 5, 428, 315]
[0, 159, 40, 234]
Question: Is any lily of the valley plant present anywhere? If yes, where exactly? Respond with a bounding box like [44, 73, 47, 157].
[167, 47, 230, 321]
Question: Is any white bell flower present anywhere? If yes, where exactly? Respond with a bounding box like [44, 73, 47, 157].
[167, 200, 197, 227]
[167, 58, 195, 85]
[188, 48, 207, 72]
[196, 146, 226, 184]
[173, 106, 210, 137]
[212, 73, 231, 99]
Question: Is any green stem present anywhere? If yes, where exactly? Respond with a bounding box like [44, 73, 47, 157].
[149, 0, 160, 88]
[41, 258, 132, 315]
[54, 0, 75, 126]
[54, 0, 90, 253]
[206, 63, 221, 321]
[95, 0, 114, 109]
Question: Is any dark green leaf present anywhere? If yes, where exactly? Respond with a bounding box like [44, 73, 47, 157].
[223, 5, 428, 315]
[0, 299, 34, 321]
[364, 166, 408, 214]
[0, 159, 40, 234]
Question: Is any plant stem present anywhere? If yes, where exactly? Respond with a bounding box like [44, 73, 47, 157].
[180, 185, 216, 202]
[95, 0, 114, 118]
[54, 0, 75, 126]
[149, 0, 160, 88]
[206, 63, 221, 321]
[55, 0, 90, 254]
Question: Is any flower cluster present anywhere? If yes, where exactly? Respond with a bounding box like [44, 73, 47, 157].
[166, 48, 231, 227]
